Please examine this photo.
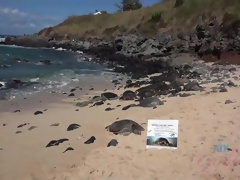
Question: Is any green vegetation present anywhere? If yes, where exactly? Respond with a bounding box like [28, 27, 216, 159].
[151, 11, 162, 23]
[38, 0, 240, 39]
[174, 0, 184, 8]
[116, 0, 143, 11]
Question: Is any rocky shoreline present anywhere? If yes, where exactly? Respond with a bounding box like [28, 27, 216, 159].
[2, 17, 239, 107]
[3, 17, 240, 69]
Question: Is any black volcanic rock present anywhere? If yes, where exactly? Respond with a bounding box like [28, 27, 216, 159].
[219, 86, 228, 92]
[34, 111, 43, 115]
[5, 36, 49, 48]
[15, 58, 29, 63]
[63, 147, 74, 153]
[126, 79, 132, 85]
[84, 136, 96, 144]
[107, 139, 118, 147]
[179, 93, 194, 97]
[70, 88, 76, 92]
[46, 138, 69, 147]
[17, 123, 29, 128]
[67, 124, 80, 131]
[227, 80, 236, 87]
[184, 81, 203, 91]
[40, 60, 51, 65]
[0, 64, 10, 69]
[6, 79, 23, 89]
[105, 107, 115, 111]
[122, 104, 137, 110]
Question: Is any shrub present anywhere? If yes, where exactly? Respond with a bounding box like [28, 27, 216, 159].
[116, 0, 142, 12]
[151, 12, 162, 22]
[175, 0, 184, 8]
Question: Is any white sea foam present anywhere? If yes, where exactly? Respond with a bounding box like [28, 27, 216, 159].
[76, 50, 83, 54]
[55, 47, 66, 51]
[0, 81, 6, 88]
[71, 78, 79, 82]
[30, 77, 40, 82]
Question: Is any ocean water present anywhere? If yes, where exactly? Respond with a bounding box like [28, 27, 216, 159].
[0, 45, 114, 100]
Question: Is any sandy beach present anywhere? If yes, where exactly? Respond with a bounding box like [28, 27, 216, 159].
[1, 0, 240, 179]
[0, 62, 240, 180]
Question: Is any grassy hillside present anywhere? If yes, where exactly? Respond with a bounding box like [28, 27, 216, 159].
[38, 0, 240, 39]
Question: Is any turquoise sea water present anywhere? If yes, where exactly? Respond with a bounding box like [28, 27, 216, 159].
[0, 45, 111, 99]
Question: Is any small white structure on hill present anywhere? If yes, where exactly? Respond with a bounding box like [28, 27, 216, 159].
[0, 38, 5, 42]
[93, 10, 102, 15]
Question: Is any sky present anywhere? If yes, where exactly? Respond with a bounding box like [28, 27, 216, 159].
[0, 0, 161, 35]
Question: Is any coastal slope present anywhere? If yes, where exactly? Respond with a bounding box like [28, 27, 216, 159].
[38, 0, 240, 39]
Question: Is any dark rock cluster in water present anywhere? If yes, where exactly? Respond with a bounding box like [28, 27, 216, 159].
[39, 60, 51, 65]
[2, 79, 38, 90]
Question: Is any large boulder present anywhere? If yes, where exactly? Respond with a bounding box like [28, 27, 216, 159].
[184, 81, 203, 91]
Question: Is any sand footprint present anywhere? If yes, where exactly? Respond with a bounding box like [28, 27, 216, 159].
[200, 136, 206, 141]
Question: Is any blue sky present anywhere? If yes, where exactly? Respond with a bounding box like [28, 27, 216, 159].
[0, 0, 161, 35]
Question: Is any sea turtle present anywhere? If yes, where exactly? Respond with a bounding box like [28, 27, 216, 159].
[139, 96, 163, 108]
[155, 138, 172, 146]
[76, 96, 106, 107]
[105, 119, 144, 136]
[120, 90, 136, 100]
[101, 92, 118, 100]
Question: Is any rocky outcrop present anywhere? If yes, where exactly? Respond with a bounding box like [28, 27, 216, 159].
[4, 16, 239, 69]
[5, 35, 50, 48]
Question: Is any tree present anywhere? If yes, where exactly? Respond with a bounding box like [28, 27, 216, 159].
[116, 0, 142, 12]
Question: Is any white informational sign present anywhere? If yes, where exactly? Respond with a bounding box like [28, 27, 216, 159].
[146, 120, 179, 149]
